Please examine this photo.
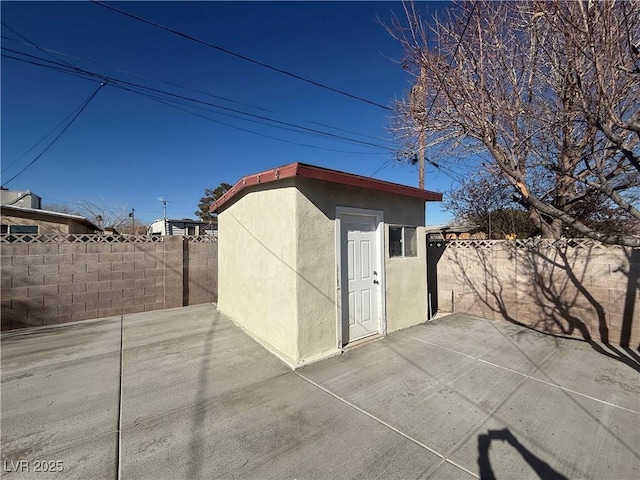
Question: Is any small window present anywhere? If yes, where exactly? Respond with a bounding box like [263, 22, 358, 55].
[187, 226, 196, 235]
[10, 225, 38, 234]
[389, 226, 418, 257]
[0, 224, 7, 234]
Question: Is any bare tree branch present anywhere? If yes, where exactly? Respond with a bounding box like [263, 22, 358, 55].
[388, 0, 640, 246]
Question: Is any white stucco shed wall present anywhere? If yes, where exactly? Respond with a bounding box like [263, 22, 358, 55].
[217, 182, 299, 364]
[295, 178, 428, 361]
[217, 176, 430, 366]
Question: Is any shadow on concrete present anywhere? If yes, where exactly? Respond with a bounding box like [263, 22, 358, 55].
[382, 332, 637, 479]
[431, 240, 640, 373]
[477, 429, 568, 480]
[187, 310, 221, 480]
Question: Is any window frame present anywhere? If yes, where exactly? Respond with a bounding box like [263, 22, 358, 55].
[8, 225, 39, 234]
[389, 225, 418, 258]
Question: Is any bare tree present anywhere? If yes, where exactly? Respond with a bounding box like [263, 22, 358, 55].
[389, 1, 640, 246]
[444, 170, 540, 239]
[45, 199, 148, 234]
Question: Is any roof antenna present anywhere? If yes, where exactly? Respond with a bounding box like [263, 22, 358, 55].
[158, 197, 174, 235]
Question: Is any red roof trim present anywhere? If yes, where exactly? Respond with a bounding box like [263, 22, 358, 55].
[210, 162, 442, 213]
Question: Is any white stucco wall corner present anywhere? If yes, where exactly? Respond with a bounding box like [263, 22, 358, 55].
[292, 346, 343, 370]
[218, 306, 298, 370]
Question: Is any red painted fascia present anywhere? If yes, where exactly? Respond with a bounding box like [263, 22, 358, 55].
[210, 162, 442, 213]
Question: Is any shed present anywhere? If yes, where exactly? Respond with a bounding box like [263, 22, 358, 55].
[211, 162, 442, 367]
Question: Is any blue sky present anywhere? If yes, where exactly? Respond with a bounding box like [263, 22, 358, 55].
[2, 1, 455, 225]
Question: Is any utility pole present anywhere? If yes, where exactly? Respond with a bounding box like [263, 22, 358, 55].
[128, 208, 135, 233]
[418, 116, 425, 190]
[410, 65, 427, 189]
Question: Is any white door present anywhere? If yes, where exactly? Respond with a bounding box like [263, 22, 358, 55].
[340, 213, 380, 344]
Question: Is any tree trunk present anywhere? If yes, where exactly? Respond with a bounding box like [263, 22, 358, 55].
[540, 218, 563, 239]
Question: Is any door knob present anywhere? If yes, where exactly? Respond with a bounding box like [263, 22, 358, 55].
[373, 279, 379, 285]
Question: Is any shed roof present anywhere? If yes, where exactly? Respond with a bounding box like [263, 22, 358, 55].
[210, 162, 442, 213]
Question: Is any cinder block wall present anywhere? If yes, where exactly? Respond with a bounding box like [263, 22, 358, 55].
[1, 235, 217, 330]
[185, 239, 218, 306]
[430, 239, 639, 347]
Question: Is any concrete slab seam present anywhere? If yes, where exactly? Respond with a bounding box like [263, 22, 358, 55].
[404, 334, 639, 415]
[438, 348, 599, 480]
[423, 459, 447, 480]
[485, 320, 640, 414]
[438, 374, 532, 463]
[293, 371, 480, 480]
[529, 377, 640, 415]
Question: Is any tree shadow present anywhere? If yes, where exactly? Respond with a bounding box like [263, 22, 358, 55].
[618, 247, 639, 358]
[438, 240, 640, 373]
[477, 428, 568, 480]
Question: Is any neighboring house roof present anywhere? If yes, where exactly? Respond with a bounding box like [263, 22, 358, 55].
[211, 162, 443, 213]
[0, 205, 102, 231]
[151, 219, 214, 225]
[425, 223, 477, 234]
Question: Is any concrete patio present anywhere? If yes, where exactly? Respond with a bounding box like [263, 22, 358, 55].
[1, 304, 638, 479]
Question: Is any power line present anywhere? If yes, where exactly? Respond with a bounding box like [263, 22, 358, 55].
[92, 1, 393, 111]
[2, 36, 391, 145]
[401, 1, 478, 186]
[422, 1, 477, 121]
[110, 75, 392, 149]
[129, 87, 388, 154]
[126, 85, 391, 150]
[368, 159, 393, 177]
[2, 99, 88, 174]
[1, 24, 394, 147]
[160, 79, 389, 143]
[1, 21, 79, 70]
[3, 47, 395, 152]
[2, 83, 105, 187]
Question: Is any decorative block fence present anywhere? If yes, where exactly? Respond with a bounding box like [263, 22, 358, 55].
[0, 234, 217, 330]
[428, 239, 639, 348]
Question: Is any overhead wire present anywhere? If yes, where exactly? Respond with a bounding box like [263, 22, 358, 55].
[1, 21, 80, 70]
[108, 75, 393, 149]
[126, 87, 388, 154]
[418, 1, 477, 183]
[2, 99, 89, 174]
[121, 84, 388, 150]
[159, 79, 390, 143]
[2, 83, 105, 187]
[3, 46, 396, 153]
[370, 1, 477, 183]
[2, 34, 391, 144]
[92, 1, 393, 111]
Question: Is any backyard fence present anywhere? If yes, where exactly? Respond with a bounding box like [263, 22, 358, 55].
[4, 232, 637, 348]
[1, 234, 217, 330]
[428, 238, 639, 348]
